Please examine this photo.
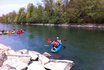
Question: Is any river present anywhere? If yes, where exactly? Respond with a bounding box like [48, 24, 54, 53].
[0, 23, 104, 70]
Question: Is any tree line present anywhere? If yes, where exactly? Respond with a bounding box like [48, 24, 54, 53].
[0, 0, 104, 24]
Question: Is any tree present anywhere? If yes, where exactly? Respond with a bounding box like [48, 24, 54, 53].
[26, 3, 36, 23]
[7, 11, 16, 23]
[0, 0, 104, 24]
[15, 8, 26, 23]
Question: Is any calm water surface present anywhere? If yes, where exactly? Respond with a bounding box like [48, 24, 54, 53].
[0, 23, 104, 70]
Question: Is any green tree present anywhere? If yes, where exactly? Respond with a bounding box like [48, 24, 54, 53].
[0, 0, 104, 24]
[15, 8, 26, 23]
[26, 3, 35, 23]
[7, 11, 16, 23]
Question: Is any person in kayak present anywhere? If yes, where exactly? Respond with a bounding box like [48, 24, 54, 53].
[16, 29, 25, 35]
[56, 37, 61, 44]
[52, 40, 59, 50]
[52, 37, 61, 50]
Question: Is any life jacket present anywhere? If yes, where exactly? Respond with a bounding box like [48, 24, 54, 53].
[56, 40, 61, 43]
[53, 41, 59, 47]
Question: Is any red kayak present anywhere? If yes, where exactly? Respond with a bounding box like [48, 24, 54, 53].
[16, 29, 24, 35]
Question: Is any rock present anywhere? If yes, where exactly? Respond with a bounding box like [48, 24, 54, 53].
[15, 51, 22, 55]
[38, 54, 50, 65]
[19, 56, 31, 64]
[3, 57, 28, 70]
[0, 44, 11, 51]
[0, 49, 7, 67]
[6, 54, 31, 66]
[0, 43, 74, 70]
[29, 51, 41, 55]
[53, 59, 74, 64]
[28, 61, 46, 70]
[6, 49, 16, 55]
[0, 64, 16, 70]
[28, 51, 39, 61]
[44, 59, 74, 70]
[43, 52, 51, 58]
[18, 49, 28, 54]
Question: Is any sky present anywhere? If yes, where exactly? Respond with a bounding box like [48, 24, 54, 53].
[0, 0, 43, 16]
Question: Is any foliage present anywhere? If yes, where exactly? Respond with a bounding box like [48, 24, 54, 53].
[0, 0, 104, 24]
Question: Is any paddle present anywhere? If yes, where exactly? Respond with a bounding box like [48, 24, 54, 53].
[47, 38, 52, 44]
[62, 45, 66, 49]
[44, 38, 51, 47]
[44, 45, 50, 47]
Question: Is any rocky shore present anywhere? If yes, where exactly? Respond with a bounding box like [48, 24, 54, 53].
[0, 43, 74, 70]
[31, 23, 104, 29]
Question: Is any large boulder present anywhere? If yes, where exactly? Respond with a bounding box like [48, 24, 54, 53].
[0, 64, 16, 70]
[43, 52, 51, 58]
[6, 49, 16, 55]
[28, 51, 39, 61]
[0, 44, 11, 51]
[15, 51, 22, 55]
[3, 57, 28, 70]
[28, 51, 40, 55]
[6, 53, 31, 65]
[28, 61, 46, 70]
[44, 59, 74, 70]
[0, 49, 7, 67]
[19, 55, 31, 64]
[17, 49, 28, 54]
[38, 54, 50, 65]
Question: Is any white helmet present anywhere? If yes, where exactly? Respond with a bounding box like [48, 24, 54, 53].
[56, 37, 59, 39]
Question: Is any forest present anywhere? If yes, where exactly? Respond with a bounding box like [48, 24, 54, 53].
[0, 0, 104, 24]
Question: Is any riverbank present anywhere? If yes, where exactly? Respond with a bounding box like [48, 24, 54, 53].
[0, 43, 74, 70]
[30, 23, 104, 29]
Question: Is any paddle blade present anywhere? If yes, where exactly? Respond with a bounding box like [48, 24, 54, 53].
[44, 45, 49, 47]
[63, 45, 66, 49]
[47, 38, 51, 44]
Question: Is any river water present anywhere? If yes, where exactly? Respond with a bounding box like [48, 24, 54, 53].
[0, 23, 104, 70]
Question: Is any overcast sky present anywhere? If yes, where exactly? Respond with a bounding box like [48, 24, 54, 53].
[0, 0, 43, 16]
